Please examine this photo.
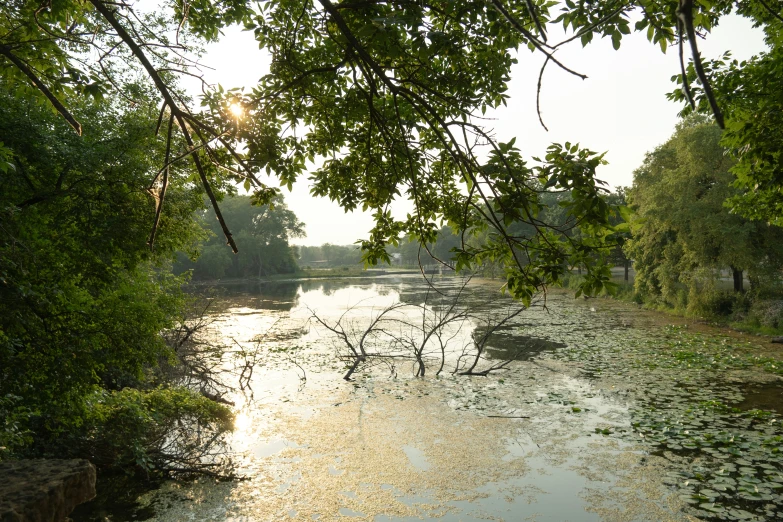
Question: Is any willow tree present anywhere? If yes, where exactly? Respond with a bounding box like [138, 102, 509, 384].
[3, 0, 781, 302]
[627, 116, 783, 303]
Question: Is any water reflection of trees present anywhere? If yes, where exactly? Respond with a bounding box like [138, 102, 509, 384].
[397, 278, 500, 314]
[197, 281, 302, 311]
[299, 279, 342, 296]
[299, 279, 403, 297]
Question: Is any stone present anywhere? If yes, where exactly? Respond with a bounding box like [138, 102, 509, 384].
[0, 459, 96, 522]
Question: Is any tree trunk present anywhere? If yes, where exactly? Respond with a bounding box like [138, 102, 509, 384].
[731, 266, 744, 293]
[624, 259, 630, 282]
[343, 356, 364, 381]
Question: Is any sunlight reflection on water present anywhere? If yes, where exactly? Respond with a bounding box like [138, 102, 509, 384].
[141, 276, 691, 522]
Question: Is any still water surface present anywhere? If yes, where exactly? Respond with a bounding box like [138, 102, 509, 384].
[137, 275, 783, 521]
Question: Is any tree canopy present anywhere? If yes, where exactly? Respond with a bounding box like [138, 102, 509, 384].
[626, 116, 783, 307]
[0, 80, 233, 469]
[666, 3, 783, 225]
[177, 193, 306, 279]
[3, 0, 783, 303]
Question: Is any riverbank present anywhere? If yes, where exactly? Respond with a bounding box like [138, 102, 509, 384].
[559, 272, 783, 339]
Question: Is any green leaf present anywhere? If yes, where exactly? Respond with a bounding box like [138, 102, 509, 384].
[612, 33, 621, 51]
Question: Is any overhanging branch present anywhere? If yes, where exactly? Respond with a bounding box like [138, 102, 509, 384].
[0, 44, 82, 135]
[677, 0, 724, 128]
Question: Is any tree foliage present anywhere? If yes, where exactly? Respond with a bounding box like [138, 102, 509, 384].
[0, 84, 233, 471]
[298, 243, 364, 267]
[3, 0, 783, 338]
[177, 194, 305, 279]
[626, 116, 783, 309]
[0, 0, 648, 304]
[665, 2, 783, 225]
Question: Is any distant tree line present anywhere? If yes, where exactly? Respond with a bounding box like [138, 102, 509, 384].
[298, 244, 364, 268]
[379, 190, 629, 283]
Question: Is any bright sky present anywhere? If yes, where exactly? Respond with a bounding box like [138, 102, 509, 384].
[188, 13, 766, 246]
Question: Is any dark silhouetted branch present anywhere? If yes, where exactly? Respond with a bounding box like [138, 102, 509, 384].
[0, 44, 82, 135]
[678, 0, 724, 128]
[677, 20, 696, 110]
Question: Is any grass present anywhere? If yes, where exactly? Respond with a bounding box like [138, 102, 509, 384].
[558, 272, 783, 337]
[728, 322, 783, 337]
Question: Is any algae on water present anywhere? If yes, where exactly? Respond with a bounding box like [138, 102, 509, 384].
[139, 277, 783, 521]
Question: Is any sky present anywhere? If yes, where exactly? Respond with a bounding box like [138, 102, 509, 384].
[185, 12, 767, 246]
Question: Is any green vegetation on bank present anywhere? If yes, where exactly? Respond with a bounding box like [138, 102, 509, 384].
[591, 116, 783, 334]
[0, 86, 233, 476]
[562, 273, 783, 336]
[550, 115, 783, 336]
[627, 115, 783, 299]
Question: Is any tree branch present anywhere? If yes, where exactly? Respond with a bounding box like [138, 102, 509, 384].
[677, 0, 724, 128]
[757, 0, 783, 25]
[536, 54, 551, 131]
[677, 19, 696, 110]
[0, 44, 82, 135]
[524, 0, 547, 42]
[488, 0, 587, 80]
[148, 115, 173, 250]
[89, 0, 239, 251]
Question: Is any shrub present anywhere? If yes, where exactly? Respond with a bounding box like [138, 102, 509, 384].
[747, 299, 783, 329]
[67, 387, 234, 477]
[0, 394, 31, 459]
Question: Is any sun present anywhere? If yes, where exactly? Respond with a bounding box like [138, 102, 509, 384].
[229, 102, 244, 118]
[234, 411, 251, 432]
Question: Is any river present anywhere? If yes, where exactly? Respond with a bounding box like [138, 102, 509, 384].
[106, 275, 783, 521]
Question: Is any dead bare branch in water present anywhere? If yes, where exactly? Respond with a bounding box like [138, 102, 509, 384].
[310, 276, 532, 379]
